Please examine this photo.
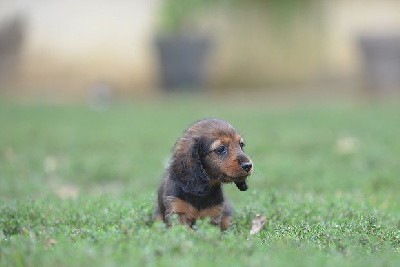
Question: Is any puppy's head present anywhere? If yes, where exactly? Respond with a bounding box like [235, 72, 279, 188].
[170, 119, 253, 196]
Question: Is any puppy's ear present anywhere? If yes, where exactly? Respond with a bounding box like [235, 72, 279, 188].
[235, 181, 248, 191]
[170, 137, 210, 196]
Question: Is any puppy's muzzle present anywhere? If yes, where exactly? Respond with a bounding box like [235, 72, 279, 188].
[240, 162, 253, 173]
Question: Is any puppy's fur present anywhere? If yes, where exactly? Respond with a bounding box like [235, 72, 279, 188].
[155, 119, 253, 230]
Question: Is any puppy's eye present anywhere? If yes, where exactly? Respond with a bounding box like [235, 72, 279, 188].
[215, 145, 228, 155]
[239, 141, 245, 149]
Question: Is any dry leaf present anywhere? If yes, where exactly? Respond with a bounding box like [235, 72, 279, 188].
[250, 214, 267, 235]
[336, 136, 358, 155]
[55, 185, 79, 200]
[44, 156, 57, 173]
[45, 238, 57, 249]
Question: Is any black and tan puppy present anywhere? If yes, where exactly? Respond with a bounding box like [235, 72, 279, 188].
[155, 118, 253, 230]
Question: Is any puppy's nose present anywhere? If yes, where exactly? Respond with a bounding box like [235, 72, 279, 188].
[240, 162, 253, 172]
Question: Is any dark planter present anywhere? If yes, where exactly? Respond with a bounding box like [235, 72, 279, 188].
[359, 35, 400, 94]
[155, 34, 211, 91]
[0, 15, 25, 86]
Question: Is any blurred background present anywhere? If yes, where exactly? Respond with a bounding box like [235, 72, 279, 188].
[1, 0, 400, 100]
[1, 0, 400, 201]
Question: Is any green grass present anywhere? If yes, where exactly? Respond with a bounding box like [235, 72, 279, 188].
[1, 97, 400, 266]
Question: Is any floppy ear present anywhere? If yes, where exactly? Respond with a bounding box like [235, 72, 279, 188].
[235, 181, 248, 191]
[170, 137, 210, 196]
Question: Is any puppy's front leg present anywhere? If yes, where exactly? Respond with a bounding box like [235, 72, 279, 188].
[179, 214, 196, 229]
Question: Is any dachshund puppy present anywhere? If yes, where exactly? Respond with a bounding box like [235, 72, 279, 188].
[155, 118, 253, 230]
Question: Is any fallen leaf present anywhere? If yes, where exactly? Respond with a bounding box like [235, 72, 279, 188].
[250, 214, 267, 235]
[45, 238, 57, 249]
[44, 156, 57, 173]
[55, 185, 79, 200]
[336, 136, 358, 155]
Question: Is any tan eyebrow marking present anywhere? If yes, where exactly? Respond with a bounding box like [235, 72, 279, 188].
[234, 134, 243, 142]
[210, 140, 222, 151]
[236, 135, 245, 146]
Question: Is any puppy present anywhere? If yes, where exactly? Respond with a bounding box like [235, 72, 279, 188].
[155, 118, 253, 230]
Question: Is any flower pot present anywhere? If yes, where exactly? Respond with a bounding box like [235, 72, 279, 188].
[155, 34, 211, 91]
[359, 34, 400, 94]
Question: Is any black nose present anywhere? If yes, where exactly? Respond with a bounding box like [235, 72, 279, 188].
[240, 162, 253, 172]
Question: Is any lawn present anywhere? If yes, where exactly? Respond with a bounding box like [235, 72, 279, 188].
[0, 97, 399, 266]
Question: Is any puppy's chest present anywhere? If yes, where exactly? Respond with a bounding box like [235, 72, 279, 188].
[167, 197, 223, 219]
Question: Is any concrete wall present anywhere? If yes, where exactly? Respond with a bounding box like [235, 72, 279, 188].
[1, 0, 400, 95]
[324, 0, 400, 80]
[1, 0, 160, 95]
